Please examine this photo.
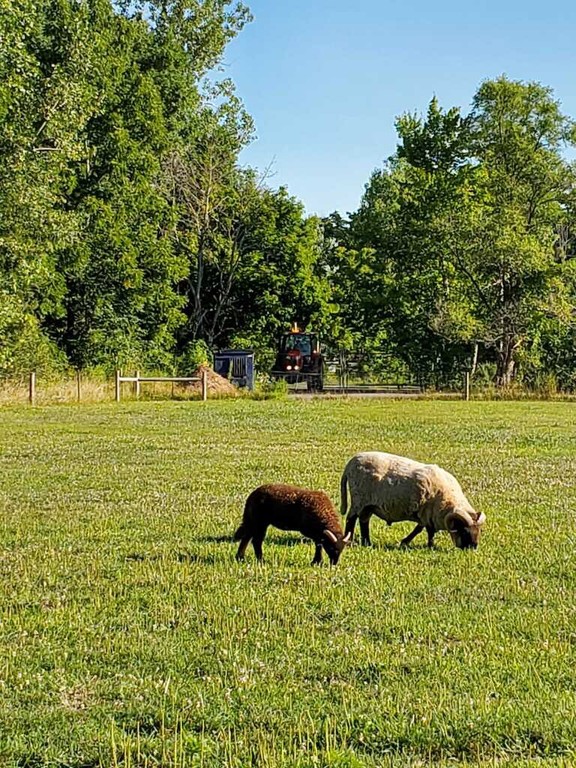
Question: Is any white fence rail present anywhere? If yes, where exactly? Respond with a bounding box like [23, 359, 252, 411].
[114, 370, 207, 402]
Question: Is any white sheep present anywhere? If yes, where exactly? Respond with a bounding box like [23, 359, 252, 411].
[340, 451, 486, 549]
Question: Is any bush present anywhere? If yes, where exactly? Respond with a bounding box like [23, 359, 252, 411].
[251, 374, 288, 400]
[176, 340, 212, 375]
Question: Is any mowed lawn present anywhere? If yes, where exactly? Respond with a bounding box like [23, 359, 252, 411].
[0, 398, 575, 767]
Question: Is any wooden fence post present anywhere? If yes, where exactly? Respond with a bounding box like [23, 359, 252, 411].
[115, 370, 121, 402]
[134, 370, 140, 399]
[464, 371, 470, 401]
[76, 369, 81, 402]
[29, 371, 36, 406]
[201, 369, 208, 401]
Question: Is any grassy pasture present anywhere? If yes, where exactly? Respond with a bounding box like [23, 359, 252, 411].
[0, 398, 575, 767]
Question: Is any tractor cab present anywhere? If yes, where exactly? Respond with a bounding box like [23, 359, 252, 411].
[272, 324, 324, 391]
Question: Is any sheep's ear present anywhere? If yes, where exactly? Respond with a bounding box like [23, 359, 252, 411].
[343, 532, 352, 545]
[323, 529, 338, 544]
[476, 512, 486, 526]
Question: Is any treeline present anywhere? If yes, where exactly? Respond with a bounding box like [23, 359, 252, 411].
[0, 0, 332, 379]
[1, 2, 576, 389]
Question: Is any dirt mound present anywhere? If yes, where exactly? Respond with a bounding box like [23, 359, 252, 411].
[189, 364, 239, 397]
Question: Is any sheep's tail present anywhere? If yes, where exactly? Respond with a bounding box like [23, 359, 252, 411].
[340, 471, 348, 517]
[233, 523, 246, 541]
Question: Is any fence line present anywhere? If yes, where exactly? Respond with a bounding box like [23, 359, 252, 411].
[114, 370, 207, 402]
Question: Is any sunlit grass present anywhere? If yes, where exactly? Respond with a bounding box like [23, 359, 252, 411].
[0, 399, 575, 766]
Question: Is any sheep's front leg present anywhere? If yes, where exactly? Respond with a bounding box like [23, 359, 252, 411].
[426, 525, 436, 548]
[400, 524, 423, 547]
[344, 512, 358, 540]
[312, 543, 323, 565]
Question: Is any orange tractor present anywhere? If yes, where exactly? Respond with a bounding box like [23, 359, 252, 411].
[271, 324, 324, 391]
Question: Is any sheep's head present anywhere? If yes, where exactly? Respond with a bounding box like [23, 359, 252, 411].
[322, 529, 352, 564]
[445, 510, 486, 550]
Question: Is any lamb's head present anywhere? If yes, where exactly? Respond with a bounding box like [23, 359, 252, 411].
[322, 529, 352, 564]
[445, 509, 486, 549]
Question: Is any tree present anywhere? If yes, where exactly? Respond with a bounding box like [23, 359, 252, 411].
[466, 77, 576, 385]
[49, 3, 190, 370]
[0, 0, 255, 374]
[344, 80, 576, 388]
[0, 0, 92, 375]
[229, 187, 334, 355]
[163, 88, 255, 349]
[341, 98, 477, 385]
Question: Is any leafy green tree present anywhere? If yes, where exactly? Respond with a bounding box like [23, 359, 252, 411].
[340, 99, 476, 385]
[466, 77, 576, 385]
[164, 97, 335, 363]
[0, 0, 91, 375]
[50, 4, 189, 370]
[0, 0, 254, 375]
[230, 187, 334, 354]
[344, 80, 576, 388]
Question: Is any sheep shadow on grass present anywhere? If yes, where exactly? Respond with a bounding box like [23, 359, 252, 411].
[346, 538, 454, 554]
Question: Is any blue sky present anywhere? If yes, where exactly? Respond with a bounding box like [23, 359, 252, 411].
[222, 0, 576, 217]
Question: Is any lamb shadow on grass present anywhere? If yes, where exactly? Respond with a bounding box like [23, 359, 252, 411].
[195, 533, 306, 546]
[125, 552, 162, 562]
[125, 534, 307, 567]
[125, 550, 221, 565]
[195, 533, 234, 544]
[196, 534, 449, 552]
[357, 541, 407, 553]
[175, 551, 221, 565]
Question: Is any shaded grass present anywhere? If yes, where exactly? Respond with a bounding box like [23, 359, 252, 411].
[0, 399, 575, 766]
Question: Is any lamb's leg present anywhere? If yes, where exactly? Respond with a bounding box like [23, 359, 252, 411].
[400, 524, 424, 547]
[312, 543, 323, 565]
[236, 535, 252, 561]
[252, 527, 267, 561]
[426, 525, 436, 548]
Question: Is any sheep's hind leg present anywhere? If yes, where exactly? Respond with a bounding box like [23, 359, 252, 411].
[236, 536, 252, 561]
[400, 524, 423, 547]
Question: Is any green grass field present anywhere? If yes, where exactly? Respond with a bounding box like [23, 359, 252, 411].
[1, 398, 575, 767]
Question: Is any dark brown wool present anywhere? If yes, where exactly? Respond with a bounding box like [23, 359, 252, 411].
[234, 483, 350, 565]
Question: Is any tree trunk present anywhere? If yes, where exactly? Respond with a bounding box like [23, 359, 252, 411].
[470, 342, 479, 378]
[495, 335, 516, 387]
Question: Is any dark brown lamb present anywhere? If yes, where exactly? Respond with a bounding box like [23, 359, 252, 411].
[234, 483, 351, 565]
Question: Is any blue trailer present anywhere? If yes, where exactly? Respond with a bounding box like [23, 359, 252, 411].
[213, 350, 255, 390]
